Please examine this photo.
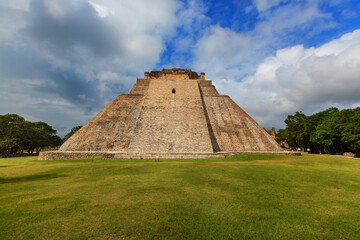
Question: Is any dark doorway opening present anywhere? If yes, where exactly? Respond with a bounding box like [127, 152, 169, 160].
[172, 88, 176, 94]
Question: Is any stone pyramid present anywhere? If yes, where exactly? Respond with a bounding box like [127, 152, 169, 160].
[40, 68, 284, 160]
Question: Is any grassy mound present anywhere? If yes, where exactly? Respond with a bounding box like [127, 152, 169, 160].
[0, 155, 359, 239]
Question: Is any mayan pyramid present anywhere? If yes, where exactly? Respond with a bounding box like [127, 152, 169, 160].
[40, 68, 284, 160]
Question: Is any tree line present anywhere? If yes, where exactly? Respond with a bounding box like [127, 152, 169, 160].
[277, 107, 360, 156]
[2, 109, 359, 157]
[0, 114, 82, 157]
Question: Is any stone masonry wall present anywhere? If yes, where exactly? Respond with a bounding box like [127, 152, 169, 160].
[127, 78, 214, 153]
[202, 95, 282, 152]
[198, 80, 282, 152]
[60, 79, 149, 152]
[56, 68, 283, 158]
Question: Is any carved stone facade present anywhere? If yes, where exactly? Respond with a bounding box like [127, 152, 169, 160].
[40, 68, 289, 160]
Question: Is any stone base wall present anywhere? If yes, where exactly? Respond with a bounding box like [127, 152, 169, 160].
[38, 151, 115, 160]
[39, 150, 300, 160]
[232, 151, 301, 156]
[39, 151, 230, 160]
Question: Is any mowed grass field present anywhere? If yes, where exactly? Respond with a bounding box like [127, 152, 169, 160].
[0, 154, 359, 240]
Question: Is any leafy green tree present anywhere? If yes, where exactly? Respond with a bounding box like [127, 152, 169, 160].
[62, 125, 83, 143]
[278, 107, 359, 156]
[0, 114, 27, 154]
[0, 114, 61, 155]
[31, 122, 62, 153]
[283, 111, 307, 149]
[308, 107, 339, 153]
[339, 108, 360, 155]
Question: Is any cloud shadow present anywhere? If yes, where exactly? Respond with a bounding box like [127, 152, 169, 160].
[0, 173, 67, 184]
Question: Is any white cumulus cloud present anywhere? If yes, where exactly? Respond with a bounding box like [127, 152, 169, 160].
[0, 0, 182, 136]
[223, 29, 360, 129]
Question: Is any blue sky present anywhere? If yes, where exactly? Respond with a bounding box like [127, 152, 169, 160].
[1, 0, 360, 136]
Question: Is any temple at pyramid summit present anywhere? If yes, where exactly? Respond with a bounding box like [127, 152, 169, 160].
[40, 68, 294, 160]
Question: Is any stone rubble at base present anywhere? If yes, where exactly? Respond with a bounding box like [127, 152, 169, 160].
[40, 68, 299, 160]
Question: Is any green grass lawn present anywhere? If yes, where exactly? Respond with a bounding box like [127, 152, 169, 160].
[0, 154, 359, 240]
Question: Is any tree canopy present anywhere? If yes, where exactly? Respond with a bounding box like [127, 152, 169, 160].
[277, 107, 360, 156]
[0, 114, 62, 155]
[62, 125, 83, 143]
